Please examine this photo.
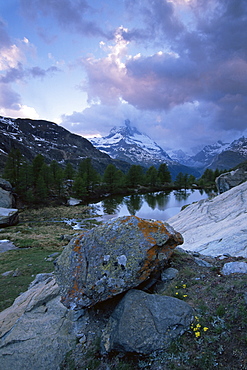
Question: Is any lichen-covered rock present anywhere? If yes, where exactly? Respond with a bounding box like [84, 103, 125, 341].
[55, 216, 183, 309]
[101, 289, 194, 355]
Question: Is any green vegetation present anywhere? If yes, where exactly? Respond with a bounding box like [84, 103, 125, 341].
[0, 205, 93, 311]
[3, 149, 231, 206]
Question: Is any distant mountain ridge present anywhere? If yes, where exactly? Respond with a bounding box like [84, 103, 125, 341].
[168, 137, 247, 172]
[0, 116, 130, 174]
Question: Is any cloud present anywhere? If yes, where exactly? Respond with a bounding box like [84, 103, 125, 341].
[77, 0, 247, 136]
[20, 0, 112, 38]
[0, 18, 11, 48]
[29, 65, 61, 78]
[0, 84, 21, 110]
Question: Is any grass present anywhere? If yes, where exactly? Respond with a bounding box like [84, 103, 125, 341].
[0, 204, 95, 311]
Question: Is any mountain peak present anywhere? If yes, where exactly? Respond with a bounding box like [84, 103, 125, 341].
[90, 120, 174, 167]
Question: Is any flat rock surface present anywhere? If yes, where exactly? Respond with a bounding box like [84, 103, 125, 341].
[168, 181, 247, 257]
[0, 275, 75, 370]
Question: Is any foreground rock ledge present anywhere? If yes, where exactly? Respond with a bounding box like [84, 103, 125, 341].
[55, 215, 183, 309]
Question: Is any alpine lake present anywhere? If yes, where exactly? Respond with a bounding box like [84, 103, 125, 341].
[68, 188, 213, 229]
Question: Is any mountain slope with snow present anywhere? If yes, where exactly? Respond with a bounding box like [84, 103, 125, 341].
[0, 116, 130, 174]
[90, 120, 172, 167]
[168, 138, 247, 172]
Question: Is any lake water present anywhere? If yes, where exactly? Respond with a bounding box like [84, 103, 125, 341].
[89, 189, 210, 222]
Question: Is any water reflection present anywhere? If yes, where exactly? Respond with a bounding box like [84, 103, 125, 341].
[101, 195, 124, 214]
[125, 194, 143, 215]
[94, 189, 209, 221]
[173, 190, 191, 201]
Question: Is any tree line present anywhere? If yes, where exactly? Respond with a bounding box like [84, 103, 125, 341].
[3, 148, 223, 205]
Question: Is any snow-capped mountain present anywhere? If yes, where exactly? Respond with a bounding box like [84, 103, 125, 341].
[208, 137, 247, 170]
[168, 138, 247, 171]
[0, 116, 129, 174]
[90, 120, 200, 179]
[90, 119, 173, 167]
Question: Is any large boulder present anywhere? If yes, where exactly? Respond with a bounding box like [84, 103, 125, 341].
[0, 178, 15, 208]
[101, 289, 194, 355]
[0, 207, 19, 227]
[216, 166, 247, 193]
[55, 216, 183, 309]
[168, 180, 247, 257]
[0, 274, 76, 370]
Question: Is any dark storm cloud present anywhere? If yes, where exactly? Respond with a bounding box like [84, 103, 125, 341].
[20, 0, 112, 38]
[81, 0, 247, 134]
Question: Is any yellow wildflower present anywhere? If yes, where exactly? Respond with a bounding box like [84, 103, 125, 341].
[195, 331, 201, 338]
[203, 327, 209, 332]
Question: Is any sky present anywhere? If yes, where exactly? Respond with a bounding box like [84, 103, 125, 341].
[0, 0, 247, 154]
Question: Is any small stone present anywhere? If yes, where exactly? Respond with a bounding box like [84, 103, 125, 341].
[48, 252, 60, 258]
[46, 257, 54, 262]
[78, 333, 86, 344]
[12, 268, 21, 277]
[1, 270, 14, 277]
[161, 267, 178, 282]
[192, 251, 200, 257]
[221, 261, 247, 275]
[194, 258, 212, 267]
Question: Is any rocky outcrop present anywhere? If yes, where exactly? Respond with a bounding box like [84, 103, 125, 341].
[216, 166, 247, 193]
[55, 215, 183, 309]
[0, 274, 76, 370]
[0, 178, 15, 208]
[0, 179, 18, 227]
[101, 289, 193, 355]
[0, 207, 19, 227]
[168, 180, 247, 257]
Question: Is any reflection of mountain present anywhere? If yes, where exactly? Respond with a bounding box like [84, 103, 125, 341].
[155, 192, 170, 211]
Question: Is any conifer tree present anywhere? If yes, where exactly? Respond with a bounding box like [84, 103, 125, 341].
[145, 166, 158, 186]
[157, 163, 171, 184]
[125, 165, 143, 187]
[103, 164, 119, 191]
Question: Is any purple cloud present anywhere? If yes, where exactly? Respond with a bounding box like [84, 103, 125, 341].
[0, 18, 11, 49]
[20, 0, 112, 38]
[0, 84, 21, 110]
